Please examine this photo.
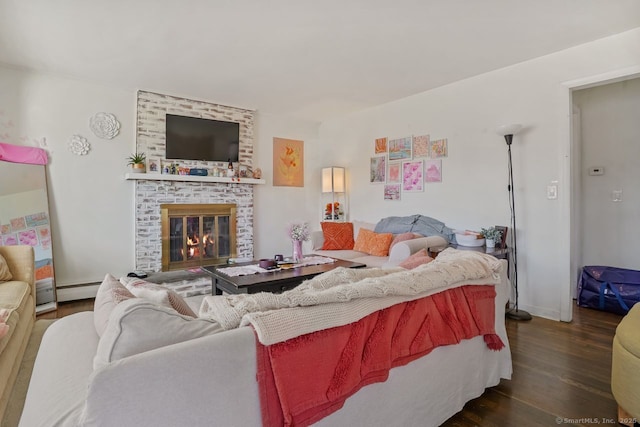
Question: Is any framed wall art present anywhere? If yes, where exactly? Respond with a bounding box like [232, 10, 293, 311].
[387, 161, 401, 183]
[384, 184, 401, 200]
[147, 156, 161, 174]
[388, 137, 412, 161]
[370, 156, 386, 183]
[430, 138, 448, 158]
[273, 137, 304, 187]
[375, 137, 387, 154]
[412, 134, 430, 158]
[424, 159, 442, 183]
[402, 160, 424, 192]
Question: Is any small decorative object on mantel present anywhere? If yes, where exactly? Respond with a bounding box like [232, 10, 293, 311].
[480, 227, 503, 249]
[126, 152, 146, 173]
[68, 134, 91, 156]
[89, 112, 120, 140]
[288, 221, 310, 263]
[147, 157, 161, 174]
[253, 168, 262, 179]
[227, 159, 234, 177]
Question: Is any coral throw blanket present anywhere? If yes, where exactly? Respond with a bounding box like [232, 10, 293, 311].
[256, 285, 504, 427]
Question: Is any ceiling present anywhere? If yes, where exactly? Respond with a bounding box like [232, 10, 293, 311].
[1, 0, 639, 122]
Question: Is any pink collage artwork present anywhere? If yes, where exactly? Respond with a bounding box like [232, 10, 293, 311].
[402, 161, 423, 192]
[425, 160, 442, 183]
[1, 212, 50, 248]
[373, 132, 447, 200]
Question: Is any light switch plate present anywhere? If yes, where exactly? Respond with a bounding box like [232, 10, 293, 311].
[547, 184, 558, 200]
[612, 190, 623, 202]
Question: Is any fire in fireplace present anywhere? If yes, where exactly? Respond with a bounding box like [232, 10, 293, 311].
[161, 204, 237, 271]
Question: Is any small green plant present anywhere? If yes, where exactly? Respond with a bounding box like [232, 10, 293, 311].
[127, 152, 146, 165]
[480, 227, 502, 242]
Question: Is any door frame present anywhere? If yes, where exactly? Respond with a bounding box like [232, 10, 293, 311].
[561, 65, 640, 322]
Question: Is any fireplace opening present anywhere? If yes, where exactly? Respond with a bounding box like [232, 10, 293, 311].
[161, 204, 237, 271]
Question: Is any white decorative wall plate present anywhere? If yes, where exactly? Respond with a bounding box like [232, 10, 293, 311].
[89, 112, 120, 139]
[69, 134, 90, 155]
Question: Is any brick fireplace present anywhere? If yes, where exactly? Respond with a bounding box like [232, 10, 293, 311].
[133, 91, 257, 272]
[134, 180, 254, 272]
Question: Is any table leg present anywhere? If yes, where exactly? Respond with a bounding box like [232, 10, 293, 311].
[214, 277, 222, 295]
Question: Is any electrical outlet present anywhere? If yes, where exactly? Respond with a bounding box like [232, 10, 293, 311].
[547, 184, 558, 200]
[588, 167, 605, 176]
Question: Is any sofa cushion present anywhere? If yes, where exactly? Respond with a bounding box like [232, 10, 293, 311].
[94, 274, 136, 337]
[0, 280, 31, 313]
[350, 255, 389, 268]
[313, 249, 369, 261]
[120, 277, 197, 318]
[0, 310, 18, 355]
[0, 254, 12, 282]
[94, 299, 223, 368]
[321, 222, 355, 250]
[390, 232, 421, 249]
[353, 228, 393, 257]
[399, 248, 434, 269]
[352, 220, 376, 237]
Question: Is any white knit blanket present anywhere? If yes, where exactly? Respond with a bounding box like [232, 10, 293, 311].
[199, 248, 503, 345]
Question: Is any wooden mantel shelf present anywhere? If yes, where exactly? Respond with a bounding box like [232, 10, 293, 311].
[125, 173, 265, 185]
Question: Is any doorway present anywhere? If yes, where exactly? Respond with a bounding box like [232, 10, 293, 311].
[569, 75, 640, 305]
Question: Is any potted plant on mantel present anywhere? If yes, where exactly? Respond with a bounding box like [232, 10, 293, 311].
[480, 227, 503, 249]
[127, 152, 146, 173]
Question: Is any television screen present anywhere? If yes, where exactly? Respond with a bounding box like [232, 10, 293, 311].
[165, 114, 240, 162]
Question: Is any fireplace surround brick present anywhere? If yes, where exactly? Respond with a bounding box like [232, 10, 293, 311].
[134, 91, 256, 272]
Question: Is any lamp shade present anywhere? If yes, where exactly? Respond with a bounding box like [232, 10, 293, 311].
[496, 124, 523, 136]
[321, 167, 345, 193]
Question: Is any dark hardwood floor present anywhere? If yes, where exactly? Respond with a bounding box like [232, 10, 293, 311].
[444, 305, 623, 427]
[37, 298, 94, 320]
[40, 300, 624, 427]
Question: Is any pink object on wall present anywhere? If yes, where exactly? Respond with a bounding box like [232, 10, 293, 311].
[0, 142, 48, 165]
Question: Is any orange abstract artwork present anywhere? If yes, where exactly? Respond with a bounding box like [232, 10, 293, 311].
[375, 137, 387, 154]
[273, 137, 304, 187]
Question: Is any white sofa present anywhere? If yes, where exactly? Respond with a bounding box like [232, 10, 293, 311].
[19, 257, 511, 427]
[311, 220, 448, 268]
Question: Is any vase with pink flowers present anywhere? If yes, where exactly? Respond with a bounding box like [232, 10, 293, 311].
[288, 222, 310, 263]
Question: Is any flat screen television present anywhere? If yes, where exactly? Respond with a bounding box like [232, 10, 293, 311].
[165, 114, 240, 162]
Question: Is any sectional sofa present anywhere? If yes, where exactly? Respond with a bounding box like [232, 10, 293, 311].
[19, 249, 512, 426]
[311, 219, 449, 267]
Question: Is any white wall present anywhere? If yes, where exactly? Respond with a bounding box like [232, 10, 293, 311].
[0, 65, 136, 291]
[253, 112, 320, 259]
[318, 28, 640, 321]
[0, 65, 321, 295]
[573, 78, 640, 270]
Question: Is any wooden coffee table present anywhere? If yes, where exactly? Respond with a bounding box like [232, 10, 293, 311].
[202, 258, 366, 295]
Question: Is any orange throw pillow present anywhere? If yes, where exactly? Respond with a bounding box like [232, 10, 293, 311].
[321, 222, 355, 250]
[399, 248, 434, 269]
[353, 228, 394, 257]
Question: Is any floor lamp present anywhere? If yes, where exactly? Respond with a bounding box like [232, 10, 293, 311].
[322, 167, 346, 220]
[497, 124, 532, 321]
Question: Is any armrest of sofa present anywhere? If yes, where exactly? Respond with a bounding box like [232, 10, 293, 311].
[310, 230, 324, 251]
[0, 245, 35, 293]
[81, 327, 262, 426]
[386, 236, 448, 267]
